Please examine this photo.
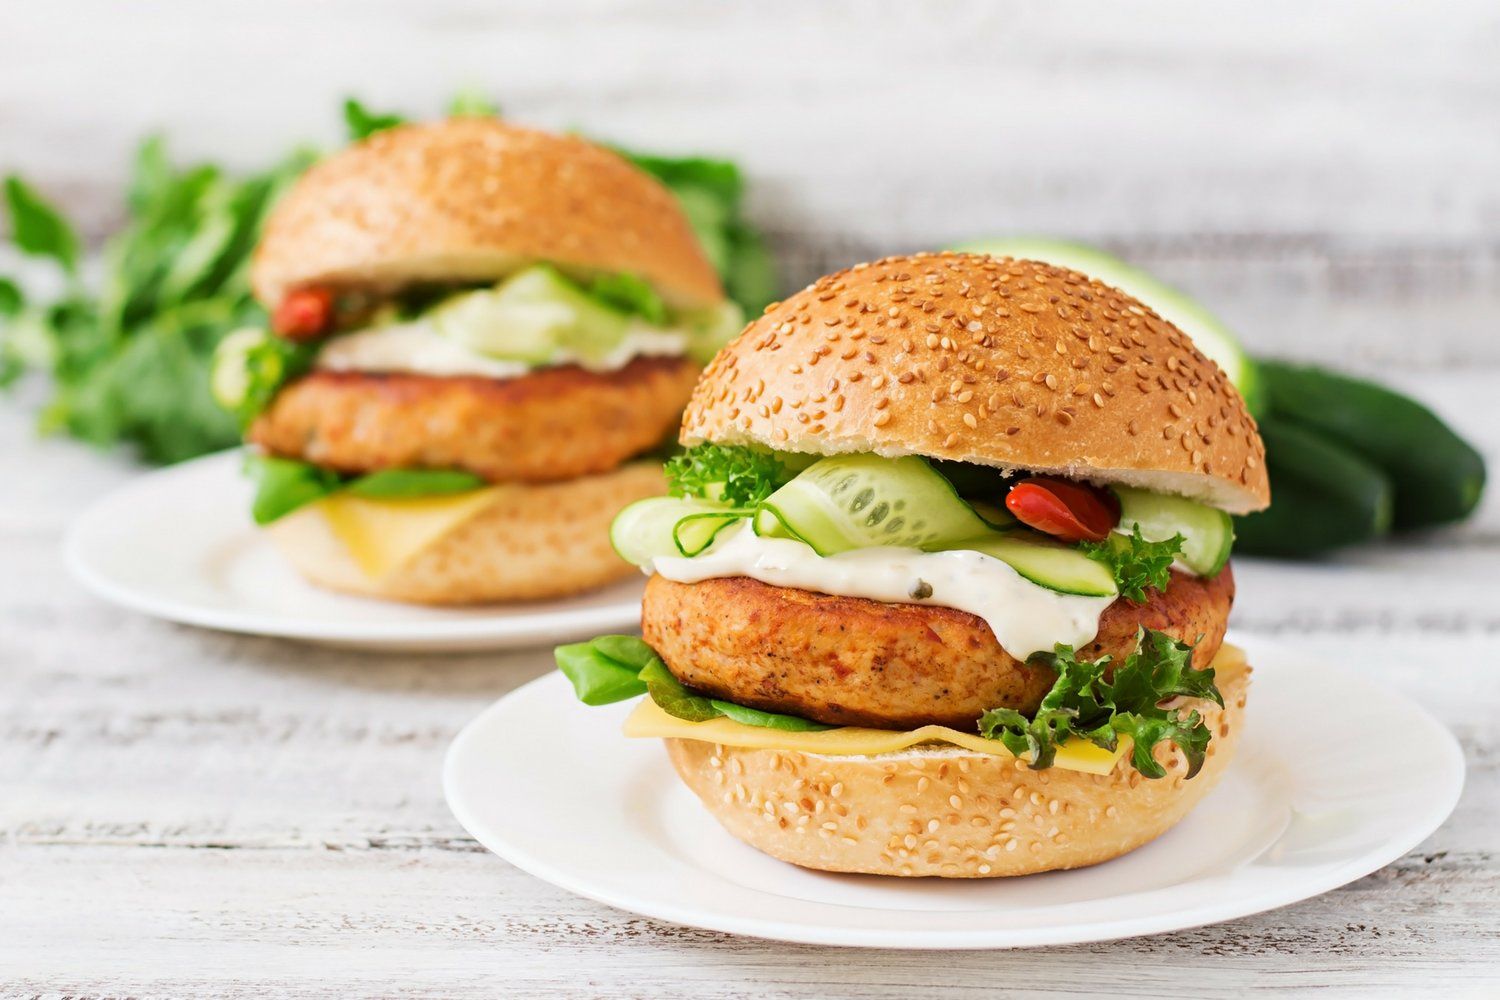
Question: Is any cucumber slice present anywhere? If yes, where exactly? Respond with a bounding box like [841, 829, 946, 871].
[429, 265, 631, 365]
[1113, 486, 1234, 576]
[673, 511, 748, 557]
[753, 455, 996, 555]
[951, 238, 1264, 415]
[210, 327, 265, 410]
[610, 496, 746, 565]
[960, 533, 1118, 598]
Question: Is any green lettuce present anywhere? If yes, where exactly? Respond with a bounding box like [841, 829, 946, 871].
[663, 443, 795, 507]
[979, 628, 1222, 778]
[1081, 528, 1184, 603]
[245, 454, 486, 525]
[556, 635, 831, 731]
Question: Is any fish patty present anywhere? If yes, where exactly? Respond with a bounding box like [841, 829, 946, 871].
[248, 355, 697, 482]
[641, 565, 1234, 730]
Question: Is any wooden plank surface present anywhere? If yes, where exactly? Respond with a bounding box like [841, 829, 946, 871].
[3, 1, 1499, 995]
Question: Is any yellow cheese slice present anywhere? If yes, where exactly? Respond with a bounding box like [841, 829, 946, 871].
[317, 487, 504, 579]
[622, 643, 1248, 777]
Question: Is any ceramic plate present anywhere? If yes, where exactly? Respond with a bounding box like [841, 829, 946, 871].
[64, 450, 645, 651]
[444, 636, 1464, 948]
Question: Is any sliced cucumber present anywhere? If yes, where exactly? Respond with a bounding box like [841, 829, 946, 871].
[673, 511, 748, 557]
[429, 264, 632, 365]
[610, 496, 746, 565]
[1113, 486, 1233, 576]
[210, 326, 271, 410]
[753, 455, 997, 555]
[960, 533, 1118, 597]
[952, 237, 1264, 415]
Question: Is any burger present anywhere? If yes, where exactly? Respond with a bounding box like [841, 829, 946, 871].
[211, 117, 734, 603]
[558, 251, 1269, 877]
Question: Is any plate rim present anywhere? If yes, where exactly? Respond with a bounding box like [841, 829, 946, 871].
[443, 635, 1465, 949]
[63, 449, 645, 646]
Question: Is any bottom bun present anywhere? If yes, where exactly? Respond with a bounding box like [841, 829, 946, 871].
[665, 663, 1248, 877]
[266, 460, 664, 604]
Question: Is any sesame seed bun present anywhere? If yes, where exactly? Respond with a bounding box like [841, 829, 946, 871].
[264, 460, 664, 604]
[665, 653, 1248, 878]
[252, 118, 723, 313]
[682, 252, 1269, 514]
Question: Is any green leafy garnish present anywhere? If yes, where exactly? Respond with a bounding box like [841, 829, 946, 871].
[5, 176, 81, 272]
[556, 635, 831, 730]
[2, 137, 313, 462]
[664, 443, 795, 507]
[342, 99, 407, 142]
[345, 468, 487, 499]
[447, 90, 501, 118]
[584, 272, 669, 325]
[246, 454, 342, 526]
[1081, 528, 1184, 603]
[244, 455, 487, 525]
[614, 152, 777, 314]
[979, 628, 1222, 779]
[2, 97, 775, 465]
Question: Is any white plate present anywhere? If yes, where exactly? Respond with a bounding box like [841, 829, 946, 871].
[64, 450, 645, 651]
[444, 636, 1464, 948]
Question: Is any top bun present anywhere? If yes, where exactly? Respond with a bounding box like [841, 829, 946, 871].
[252, 118, 723, 312]
[682, 252, 1269, 513]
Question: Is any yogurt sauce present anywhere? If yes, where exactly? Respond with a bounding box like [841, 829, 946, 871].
[650, 525, 1117, 660]
[315, 319, 689, 379]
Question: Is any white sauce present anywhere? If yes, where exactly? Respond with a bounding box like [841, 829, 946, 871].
[650, 526, 1116, 660]
[315, 319, 689, 379]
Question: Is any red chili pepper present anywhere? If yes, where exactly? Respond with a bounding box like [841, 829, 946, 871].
[1004, 477, 1120, 543]
[272, 287, 336, 340]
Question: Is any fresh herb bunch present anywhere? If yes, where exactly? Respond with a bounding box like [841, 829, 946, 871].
[979, 628, 1222, 778]
[664, 443, 795, 507]
[2, 95, 777, 464]
[1, 144, 313, 462]
[1081, 528, 1185, 602]
[556, 635, 830, 732]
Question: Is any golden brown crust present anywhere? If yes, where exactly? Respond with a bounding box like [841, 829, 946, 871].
[682, 252, 1269, 513]
[248, 355, 698, 483]
[664, 659, 1248, 877]
[265, 460, 664, 604]
[641, 566, 1232, 730]
[252, 118, 723, 312]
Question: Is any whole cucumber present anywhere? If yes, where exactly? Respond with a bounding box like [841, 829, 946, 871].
[1233, 418, 1393, 557]
[1258, 360, 1485, 528]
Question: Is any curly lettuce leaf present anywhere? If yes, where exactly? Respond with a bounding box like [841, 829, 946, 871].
[1081, 528, 1184, 603]
[664, 443, 794, 507]
[979, 628, 1221, 778]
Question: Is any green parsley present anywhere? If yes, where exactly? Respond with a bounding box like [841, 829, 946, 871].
[1081, 528, 1185, 603]
[663, 443, 794, 507]
[979, 628, 1222, 779]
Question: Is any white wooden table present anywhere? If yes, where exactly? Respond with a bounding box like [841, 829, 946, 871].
[4, 1, 1500, 995]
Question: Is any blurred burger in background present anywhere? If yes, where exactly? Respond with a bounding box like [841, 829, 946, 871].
[212, 117, 740, 603]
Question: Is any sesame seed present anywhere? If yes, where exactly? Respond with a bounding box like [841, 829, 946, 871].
[873, 411, 892, 427]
